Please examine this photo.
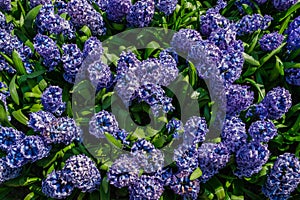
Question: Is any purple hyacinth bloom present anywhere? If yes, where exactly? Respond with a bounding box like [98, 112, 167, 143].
[262, 153, 300, 200]
[198, 143, 230, 183]
[83, 37, 103, 58]
[6, 136, 51, 168]
[87, 61, 113, 90]
[0, 11, 13, 32]
[221, 117, 247, 153]
[245, 103, 269, 120]
[0, 0, 11, 11]
[116, 51, 141, 80]
[62, 44, 83, 83]
[41, 117, 82, 145]
[183, 116, 208, 145]
[0, 158, 22, 184]
[34, 34, 61, 71]
[54, 0, 68, 14]
[30, 0, 52, 8]
[285, 68, 300, 86]
[67, 0, 106, 36]
[41, 86, 66, 116]
[131, 139, 155, 153]
[156, 0, 178, 16]
[88, 0, 109, 11]
[262, 87, 292, 120]
[226, 84, 254, 116]
[174, 144, 198, 173]
[129, 174, 164, 200]
[42, 170, 74, 199]
[62, 155, 101, 192]
[234, 142, 269, 178]
[36, 4, 75, 39]
[127, 0, 155, 28]
[0, 55, 15, 73]
[235, 0, 255, 14]
[107, 154, 139, 188]
[235, 14, 273, 36]
[171, 29, 202, 54]
[169, 170, 200, 199]
[273, 0, 298, 11]
[0, 82, 10, 119]
[248, 120, 277, 143]
[166, 118, 183, 139]
[200, 8, 230, 37]
[0, 126, 25, 152]
[28, 111, 56, 132]
[106, 0, 132, 22]
[286, 16, 300, 51]
[259, 32, 284, 52]
[89, 110, 119, 138]
[209, 27, 237, 51]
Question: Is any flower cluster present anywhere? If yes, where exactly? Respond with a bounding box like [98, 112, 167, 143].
[156, 0, 178, 16]
[173, 144, 199, 172]
[0, 54, 15, 74]
[259, 32, 285, 52]
[0, 82, 10, 117]
[36, 4, 74, 39]
[245, 103, 269, 120]
[67, 0, 106, 36]
[42, 155, 101, 198]
[0, 126, 25, 152]
[0, 0, 11, 11]
[285, 68, 300, 86]
[0, 158, 22, 184]
[166, 118, 183, 139]
[83, 36, 103, 59]
[272, 0, 298, 11]
[262, 87, 292, 120]
[41, 86, 66, 116]
[234, 142, 269, 178]
[262, 153, 300, 200]
[127, 0, 155, 28]
[28, 111, 56, 132]
[106, 0, 132, 22]
[87, 61, 113, 90]
[30, 0, 52, 8]
[235, 14, 273, 36]
[248, 120, 277, 143]
[33, 34, 61, 71]
[183, 116, 208, 145]
[286, 16, 300, 51]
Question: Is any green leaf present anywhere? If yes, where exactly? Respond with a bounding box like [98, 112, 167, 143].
[104, 132, 123, 149]
[12, 109, 28, 125]
[144, 41, 161, 59]
[260, 42, 286, 66]
[243, 52, 260, 66]
[190, 167, 202, 180]
[207, 177, 226, 200]
[279, 2, 300, 22]
[18, 69, 46, 83]
[283, 62, 300, 69]
[242, 3, 253, 14]
[12, 50, 27, 75]
[24, 5, 42, 34]
[102, 176, 109, 194]
[79, 25, 92, 37]
[9, 75, 20, 105]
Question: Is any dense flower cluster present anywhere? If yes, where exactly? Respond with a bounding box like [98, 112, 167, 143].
[235, 14, 273, 36]
[156, 0, 178, 15]
[0, 0, 11, 11]
[67, 0, 106, 36]
[166, 118, 183, 138]
[285, 68, 300, 86]
[173, 144, 198, 172]
[234, 142, 270, 178]
[0, 158, 22, 184]
[83, 37, 103, 59]
[0, 126, 25, 152]
[259, 32, 285, 52]
[30, 0, 52, 8]
[272, 0, 298, 11]
[262, 153, 300, 200]
[127, 0, 155, 28]
[41, 86, 66, 116]
[28, 111, 56, 132]
[286, 16, 300, 51]
[87, 61, 113, 90]
[106, 0, 132, 22]
[171, 28, 202, 54]
[248, 120, 277, 142]
[262, 87, 292, 120]
[245, 103, 269, 120]
[0, 82, 10, 116]
[183, 116, 208, 145]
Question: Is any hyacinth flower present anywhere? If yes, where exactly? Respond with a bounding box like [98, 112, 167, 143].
[0, 54, 16, 74]
[106, 0, 132, 22]
[33, 34, 61, 71]
[198, 143, 230, 183]
[62, 154, 101, 192]
[173, 144, 199, 173]
[221, 117, 247, 153]
[285, 68, 300, 86]
[41, 117, 82, 145]
[156, 0, 178, 16]
[5, 135, 51, 168]
[42, 170, 74, 199]
[262, 87, 292, 120]
[286, 16, 300, 51]
[41, 86, 66, 116]
[234, 142, 269, 178]
[0, 0, 11, 11]
[166, 118, 183, 139]
[245, 103, 269, 120]
[83, 36, 103, 59]
[0, 126, 25, 152]
[183, 116, 208, 145]
[67, 0, 106, 36]
[272, 0, 298, 11]
[0, 82, 10, 118]
[248, 120, 278, 143]
[36, 4, 75, 39]
[88, 0, 109, 11]
[61, 44, 83, 83]
[0, 158, 22, 184]
[28, 111, 56, 132]
[30, 0, 52, 8]
[259, 32, 285, 52]
[225, 84, 254, 116]
[262, 153, 300, 200]
[129, 174, 164, 200]
[235, 14, 273, 36]
[235, 0, 255, 14]
[87, 61, 113, 90]
[127, 0, 155, 28]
